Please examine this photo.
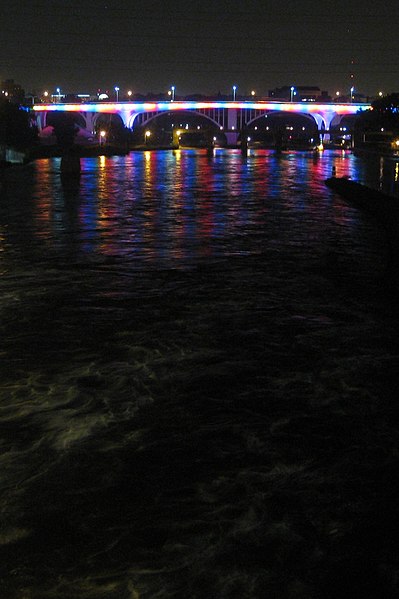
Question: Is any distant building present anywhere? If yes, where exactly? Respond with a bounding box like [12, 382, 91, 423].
[1, 79, 25, 104]
[268, 86, 330, 102]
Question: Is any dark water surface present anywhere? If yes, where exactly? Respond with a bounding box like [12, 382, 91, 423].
[1, 149, 399, 598]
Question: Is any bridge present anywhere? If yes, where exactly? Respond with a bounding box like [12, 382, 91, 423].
[33, 100, 370, 145]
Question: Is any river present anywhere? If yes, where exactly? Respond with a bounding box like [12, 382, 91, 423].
[1, 149, 399, 598]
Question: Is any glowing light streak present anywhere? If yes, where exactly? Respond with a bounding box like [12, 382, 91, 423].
[33, 100, 368, 116]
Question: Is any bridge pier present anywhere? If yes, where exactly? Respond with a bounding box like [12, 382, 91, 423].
[226, 108, 239, 147]
[225, 131, 239, 147]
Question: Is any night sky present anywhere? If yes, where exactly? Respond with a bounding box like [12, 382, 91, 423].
[1, 0, 398, 98]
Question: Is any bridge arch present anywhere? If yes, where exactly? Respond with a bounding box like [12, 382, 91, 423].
[129, 108, 225, 132]
[130, 109, 222, 131]
[246, 110, 319, 130]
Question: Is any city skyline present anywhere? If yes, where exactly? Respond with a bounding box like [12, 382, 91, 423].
[1, 0, 398, 98]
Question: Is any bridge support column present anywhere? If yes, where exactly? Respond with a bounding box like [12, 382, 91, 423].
[226, 108, 239, 147]
[85, 113, 96, 134]
[34, 112, 45, 131]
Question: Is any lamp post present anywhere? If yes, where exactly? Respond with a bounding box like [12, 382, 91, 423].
[56, 87, 61, 103]
[171, 86, 175, 101]
[115, 86, 120, 102]
[290, 86, 295, 102]
[350, 86, 354, 102]
[145, 130, 151, 145]
[99, 130, 106, 146]
[233, 85, 237, 101]
[127, 90, 132, 100]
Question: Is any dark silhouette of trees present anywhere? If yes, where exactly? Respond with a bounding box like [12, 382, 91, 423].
[50, 113, 79, 149]
[355, 93, 399, 141]
[0, 99, 37, 150]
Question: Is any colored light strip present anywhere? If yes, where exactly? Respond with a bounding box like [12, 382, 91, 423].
[33, 100, 368, 118]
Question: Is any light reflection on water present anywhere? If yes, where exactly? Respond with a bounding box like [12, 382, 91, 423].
[1, 148, 379, 269]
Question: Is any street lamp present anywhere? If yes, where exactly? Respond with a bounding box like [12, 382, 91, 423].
[115, 86, 120, 102]
[233, 85, 237, 101]
[56, 87, 61, 103]
[145, 130, 151, 145]
[379, 91, 384, 97]
[290, 86, 295, 102]
[127, 90, 132, 100]
[170, 86, 175, 101]
[99, 130, 106, 145]
[251, 90, 256, 98]
[350, 86, 354, 102]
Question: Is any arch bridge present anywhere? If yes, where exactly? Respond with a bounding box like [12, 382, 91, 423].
[33, 100, 369, 145]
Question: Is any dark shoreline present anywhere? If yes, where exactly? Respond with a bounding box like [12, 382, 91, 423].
[325, 176, 399, 291]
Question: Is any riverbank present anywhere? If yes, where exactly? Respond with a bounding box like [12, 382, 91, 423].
[325, 176, 399, 290]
